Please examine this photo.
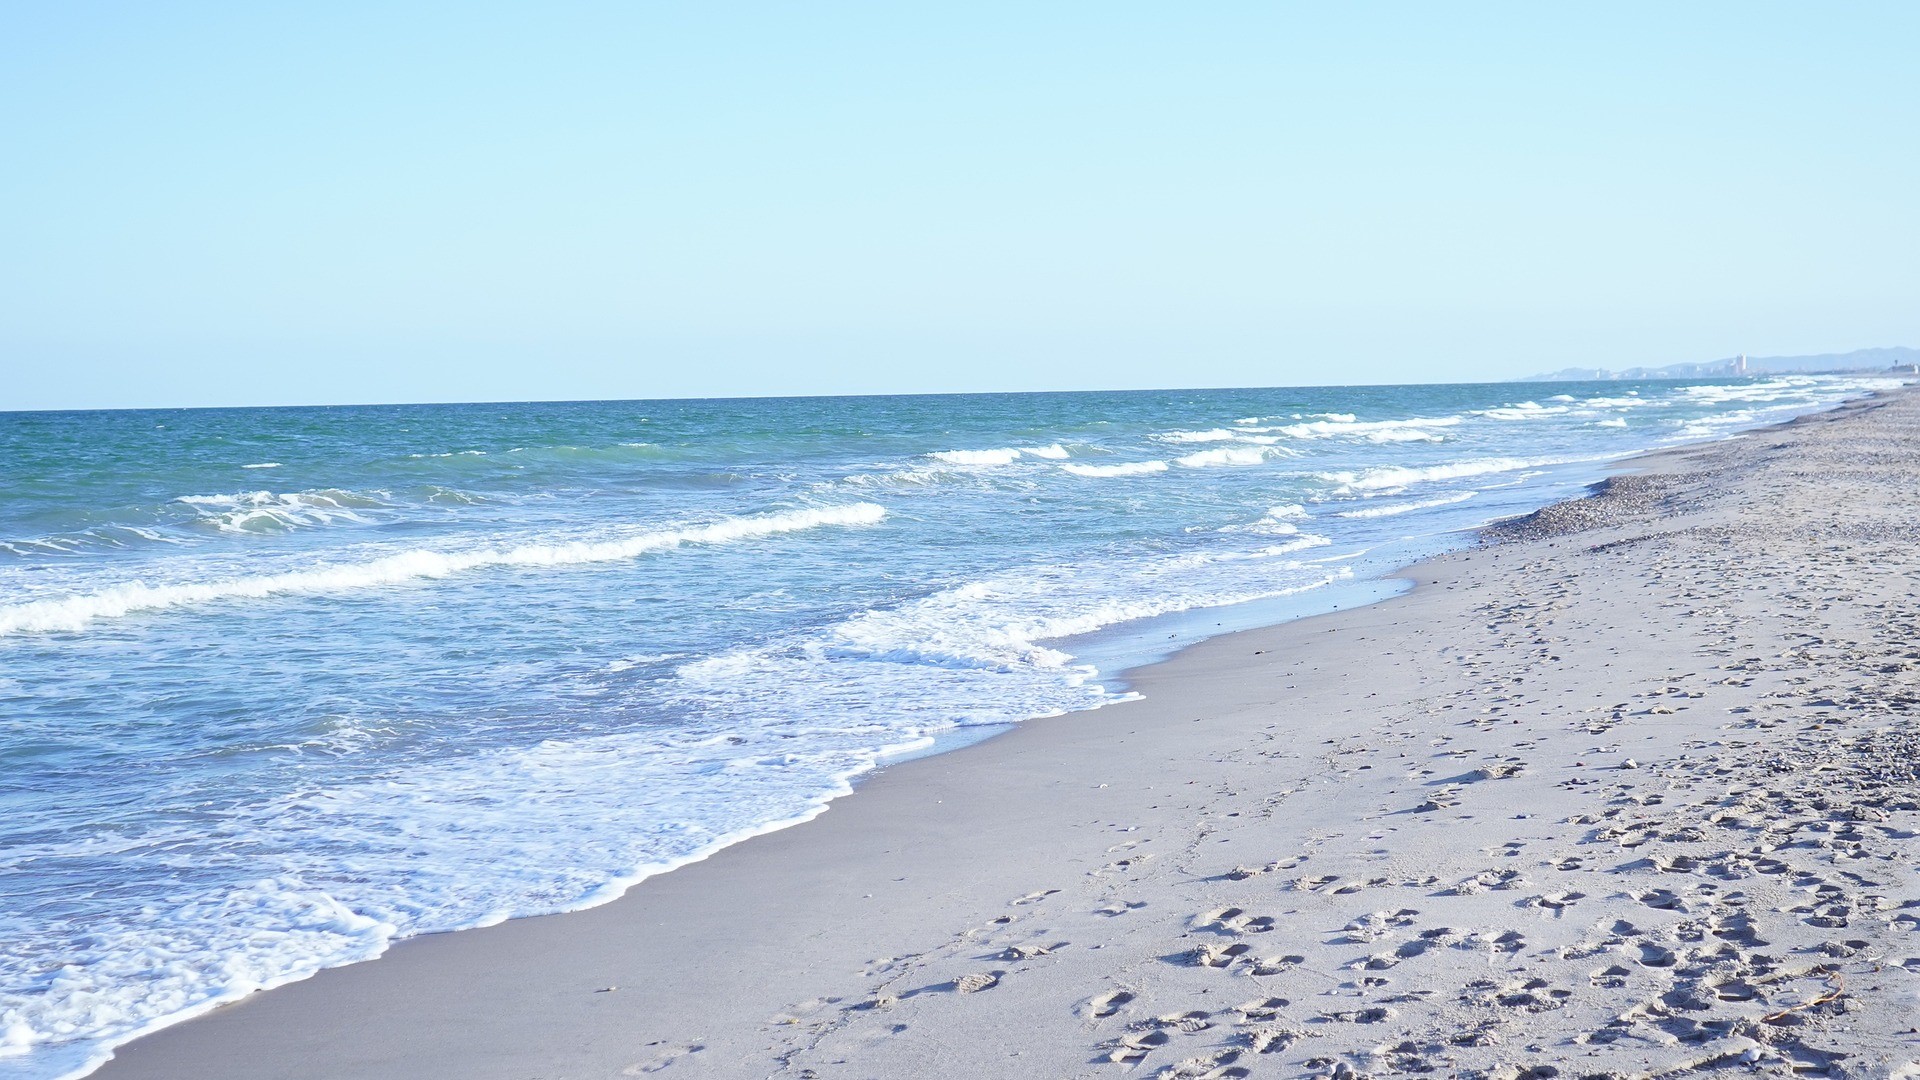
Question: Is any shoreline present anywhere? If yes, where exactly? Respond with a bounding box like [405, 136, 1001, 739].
[93, 389, 1920, 1078]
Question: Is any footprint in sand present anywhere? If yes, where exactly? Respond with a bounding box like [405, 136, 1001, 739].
[1196, 907, 1277, 935]
[1633, 887, 1686, 910]
[1589, 963, 1632, 988]
[1153, 1049, 1246, 1079]
[1633, 942, 1677, 968]
[1239, 1026, 1305, 1054]
[1105, 1029, 1169, 1063]
[1000, 940, 1068, 960]
[1459, 929, 1526, 954]
[952, 970, 1003, 993]
[1231, 996, 1289, 1022]
[1446, 868, 1526, 895]
[1082, 989, 1135, 1019]
[1246, 954, 1306, 976]
[1335, 909, 1420, 943]
[1390, 928, 1458, 960]
[1520, 890, 1585, 916]
[1184, 942, 1253, 968]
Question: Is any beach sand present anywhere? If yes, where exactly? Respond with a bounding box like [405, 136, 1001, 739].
[96, 390, 1920, 1078]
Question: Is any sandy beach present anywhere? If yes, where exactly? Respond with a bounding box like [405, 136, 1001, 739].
[94, 389, 1920, 1079]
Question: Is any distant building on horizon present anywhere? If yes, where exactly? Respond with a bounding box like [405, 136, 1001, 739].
[1516, 345, 1920, 383]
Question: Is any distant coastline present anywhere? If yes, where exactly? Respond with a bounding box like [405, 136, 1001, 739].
[1519, 344, 1920, 381]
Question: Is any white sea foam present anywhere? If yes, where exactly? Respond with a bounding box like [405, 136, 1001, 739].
[929, 448, 1022, 466]
[926, 445, 1068, 466]
[1216, 504, 1310, 534]
[1321, 456, 1551, 494]
[1336, 491, 1478, 518]
[1153, 429, 1281, 446]
[240, 462, 281, 470]
[929, 447, 1021, 465]
[1206, 535, 1333, 560]
[177, 490, 386, 534]
[1153, 428, 1239, 443]
[1594, 418, 1628, 428]
[1477, 401, 1571, 421]
[0, 504, 888, 636]
[1061, 460, 1169, 478]
[1174, 447, 1271, 468]
[0, 740, 879, 1080]
[1367, 428, 1444, 443]
[679, 545, 1347, 704]
[1272, 416, 1460, 440]
[1676, 377, 1818, 405]
[606, 652, 688, 672]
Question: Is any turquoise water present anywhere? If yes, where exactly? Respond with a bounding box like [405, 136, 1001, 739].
[0, 375, 1896, 1077]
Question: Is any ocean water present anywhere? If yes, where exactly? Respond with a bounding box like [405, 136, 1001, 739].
[0, 375, 1898, 1078]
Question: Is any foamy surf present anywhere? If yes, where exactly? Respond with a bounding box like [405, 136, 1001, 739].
[927, 444, 1070, 466]
[1061, 460, 1169, 477]
[1322, 456, 1564, 494]
[1152, 428, 1279, 444]
[1174, 446, 1274, 468]
[0, 504, 887, 635]
[1336, 491, 1478, 518]
[1269, 416, 1462, 440]
[177, 489, 387, 534]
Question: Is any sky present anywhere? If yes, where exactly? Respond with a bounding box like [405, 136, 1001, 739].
[3, 3, 1917, 410]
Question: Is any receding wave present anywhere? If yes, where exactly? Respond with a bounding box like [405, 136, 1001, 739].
[1322, 457, 1549, 494]
[927, 445, 1068, 466]
[1476, 402, 1570, 421]
[1153, 429, 1280, 445]
[176, 490, 389, 534]
[1174, 447, 1273, 468]
[678, 545, 1349, 694]
[0, 504, 888, 636]
[1336, 491, 1478, 518]
[1152, 426, 1244, 440]
[1270, 416, 1460, 441]
[1216, 504, 1310, 534]
[1061, 460, 1169, 478]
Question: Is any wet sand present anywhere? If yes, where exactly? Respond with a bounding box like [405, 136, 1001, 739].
[97, 389, 1920, 1079]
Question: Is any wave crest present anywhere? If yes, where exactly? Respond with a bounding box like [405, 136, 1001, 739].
[0, 504, 888, 636]
[1060, 461, 1169, 478]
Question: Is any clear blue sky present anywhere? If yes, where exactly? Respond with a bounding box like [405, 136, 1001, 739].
[4, 3, 1916, 409]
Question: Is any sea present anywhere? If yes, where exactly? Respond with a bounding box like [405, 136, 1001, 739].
[0, 374, 1900, 1078]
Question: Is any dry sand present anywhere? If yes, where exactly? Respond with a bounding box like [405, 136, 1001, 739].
[97, 390, 1920, 1079]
